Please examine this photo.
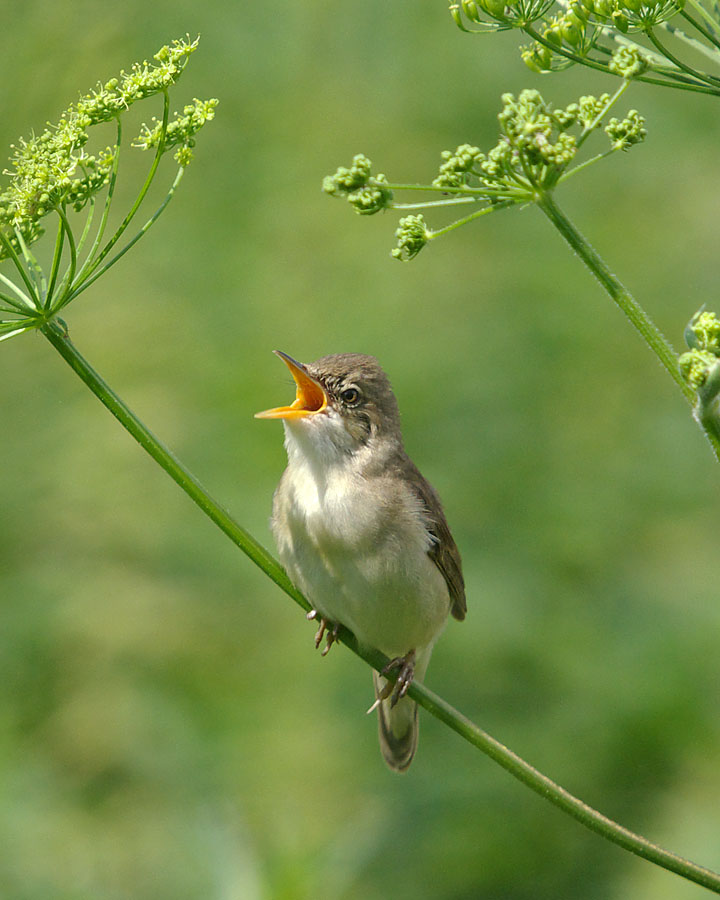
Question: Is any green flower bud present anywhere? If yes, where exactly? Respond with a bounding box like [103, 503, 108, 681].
[391, 214, 430, 261]
[478, 0, 507, 18]
[609, 46, 649, 78]
[323, 154, 373, 197]
[605, 109, 646, 149]
[593, 0, 614, 16]
[568, 1, 590, 21]
[543, 26, 563, 47]
[521, 46, 551, 72]
[577, 93, 610, 127]
[554, 103, 579, 129]
[560, 13, 585, 46]
[461, 0, 485, 22]
[611, 9, 629, 31]
[433, 143, 484, 188]
[347, 176, 393, 215]
[679, 349, 718, 389]
[175, 145, 194, 167]
[686, 310, 720, 354]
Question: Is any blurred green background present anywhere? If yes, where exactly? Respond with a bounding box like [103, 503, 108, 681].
[1, 2, 719, 898]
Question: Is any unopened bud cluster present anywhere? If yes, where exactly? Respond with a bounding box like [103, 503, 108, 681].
[134, 98, 219, 165]
[322, 155, 393, 215]
[433, 89, 645, 196]
[323, 86, 647, 261]
[680, 311, 720, 392]
[454, 0, 679, 76]
[391, 215, 430, 261]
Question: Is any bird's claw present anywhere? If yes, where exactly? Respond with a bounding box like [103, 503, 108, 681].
[380, 649, 416, 708]
[307, 610, 340, 656]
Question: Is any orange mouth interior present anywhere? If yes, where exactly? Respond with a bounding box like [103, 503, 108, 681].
[254, 351, 327, 419]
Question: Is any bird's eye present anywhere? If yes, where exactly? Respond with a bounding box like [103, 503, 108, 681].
[340, 387, 360, 406]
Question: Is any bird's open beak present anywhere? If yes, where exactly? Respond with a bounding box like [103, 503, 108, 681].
[254, 351, 328, 420]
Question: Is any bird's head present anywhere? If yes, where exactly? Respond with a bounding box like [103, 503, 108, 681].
[255, 351, 402, 455]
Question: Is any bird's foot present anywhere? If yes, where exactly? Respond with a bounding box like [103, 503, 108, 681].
[379, 649, 416, 708]
[307, 610, 340, 656]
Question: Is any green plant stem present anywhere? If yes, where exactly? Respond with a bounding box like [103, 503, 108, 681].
[64, 165, 185, 306]
[46, 214, 66, 306]
[39, 317, 720, 894]
[536, 193, 681, 385]
[683, 0, 720, 39]
[646, 27, 720, 87]
[76, 94, 169, 289]
[0, 230, 39, 305]
[523, 24, 720, 93]
[576, 81, 629, 150]
[697, 402, 720, 447]
[536, 193, 720, 461]
[40, 319, 302, 606]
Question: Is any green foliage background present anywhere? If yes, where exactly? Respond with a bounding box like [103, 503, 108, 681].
[1, 2, 719, 898]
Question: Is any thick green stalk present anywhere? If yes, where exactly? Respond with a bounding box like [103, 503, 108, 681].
[39, 318, 720, 894]
[536, 193, 683, 389]
[536, 193, 720, 461]
[40, 319, 303, 607]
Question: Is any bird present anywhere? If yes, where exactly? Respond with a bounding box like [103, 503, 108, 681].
[255, 351, 466, 771]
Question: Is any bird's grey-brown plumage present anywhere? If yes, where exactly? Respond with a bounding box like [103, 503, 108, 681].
[256, 352, 465, 771]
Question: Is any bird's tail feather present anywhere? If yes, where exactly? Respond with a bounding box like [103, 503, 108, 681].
[373, 671, 418, 772]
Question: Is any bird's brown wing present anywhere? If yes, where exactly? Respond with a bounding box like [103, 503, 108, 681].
[408, 464, 467, 622]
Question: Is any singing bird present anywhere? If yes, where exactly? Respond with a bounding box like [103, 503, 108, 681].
[256, 352, 466, 771]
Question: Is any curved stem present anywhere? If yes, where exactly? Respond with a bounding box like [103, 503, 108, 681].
[386, 182, 509, 196]
[678, 9, 720, 53]
[646, 27, 720, 86]
[392, 196, 478, 210]
[0, 289, 32, 314]
[40, 319, 297, 603]
[38, 319, 720, 893]
[0, 323, 35, 342]
[536, 193, 689, 396]
[557, 150, 615, 184]
[0, 230, 40, 306]
[536, 193, 720, 461]
[430, 199, 516, 237]
[0, 269, 35, 310]
[14, 229, 45, 299]
[664, 19, 720, 63]
[683, 0, 720, 37]
[50, 206, 77, 311]
[45, 214, 66, 307]
[576, 81, 630, 150]
[65, 165, 185, 306]
[76, 93, 170, 288]
[524, 24, 720, 93]
[73, 119, 123, 288]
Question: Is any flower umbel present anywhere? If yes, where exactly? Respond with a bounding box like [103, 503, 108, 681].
[323, 88, 645, 260]
[134, 97, 219, 164]
[391, 215, 430, 261]
[451, 0, 709, 93]
[0, 36, 217, 342]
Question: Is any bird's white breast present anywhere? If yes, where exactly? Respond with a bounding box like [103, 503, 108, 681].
[271, 417, 451, 659]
